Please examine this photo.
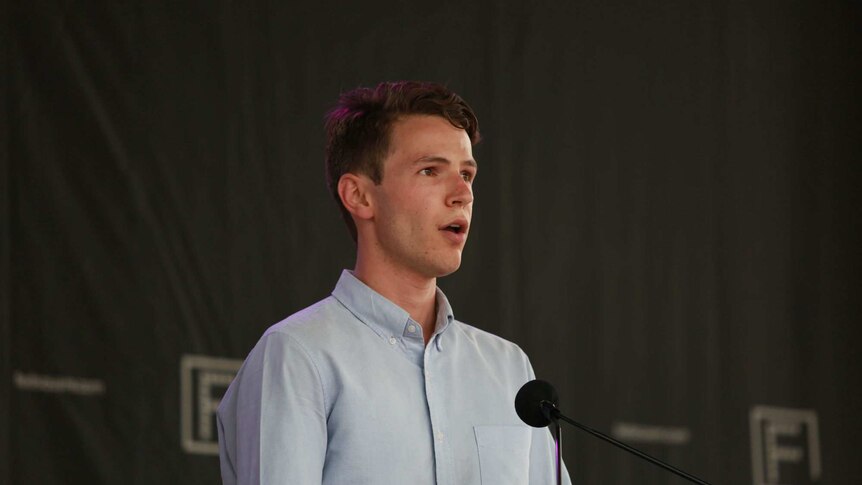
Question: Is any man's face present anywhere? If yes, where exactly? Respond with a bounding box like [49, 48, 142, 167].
[370, 114, 477, 279]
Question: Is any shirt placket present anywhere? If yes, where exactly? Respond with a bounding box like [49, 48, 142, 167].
[423, 332, 450, 485]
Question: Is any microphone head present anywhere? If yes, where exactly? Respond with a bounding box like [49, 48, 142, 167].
[515, 379, 559, 428]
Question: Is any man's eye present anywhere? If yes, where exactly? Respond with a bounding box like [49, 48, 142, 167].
[461, 171, 474, 182]
[419, 168, 436, 176]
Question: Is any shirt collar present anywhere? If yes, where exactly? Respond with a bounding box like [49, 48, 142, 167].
[433, 287, 454, 341]
[331, 270, 455, 344]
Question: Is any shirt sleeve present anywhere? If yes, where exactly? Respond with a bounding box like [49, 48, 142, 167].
[217, 331, 328, 485]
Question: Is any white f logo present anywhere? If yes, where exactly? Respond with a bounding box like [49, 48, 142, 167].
[180, 355, 242, 455]
[750, 406, 821, 485]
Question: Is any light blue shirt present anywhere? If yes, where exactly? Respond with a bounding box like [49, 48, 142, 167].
[217, 270, 571, 485]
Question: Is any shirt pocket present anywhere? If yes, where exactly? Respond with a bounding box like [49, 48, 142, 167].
[474, 425, 532, 485]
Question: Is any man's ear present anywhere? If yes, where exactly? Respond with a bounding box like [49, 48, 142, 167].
[337, 173, 374, 220]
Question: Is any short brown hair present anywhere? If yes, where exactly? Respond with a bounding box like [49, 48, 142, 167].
[324, 81, 481, 242]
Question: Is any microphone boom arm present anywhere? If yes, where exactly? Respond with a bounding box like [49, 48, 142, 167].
[543, 403, 713, 485]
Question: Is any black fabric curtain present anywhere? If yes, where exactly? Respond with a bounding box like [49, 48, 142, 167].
[4, 1, 861, 483]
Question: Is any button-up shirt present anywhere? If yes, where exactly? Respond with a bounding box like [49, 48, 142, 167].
[217, 270, 571, 485]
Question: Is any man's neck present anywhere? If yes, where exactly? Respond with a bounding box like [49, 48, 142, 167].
[353, 255, 438, 344]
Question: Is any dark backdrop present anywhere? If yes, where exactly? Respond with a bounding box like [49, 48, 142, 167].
[4, 1, 861, 484]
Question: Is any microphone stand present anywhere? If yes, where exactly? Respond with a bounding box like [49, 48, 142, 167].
[542, 401, 563, 485]
[553, 418, 562, 485]
[543, 403, 712, 485]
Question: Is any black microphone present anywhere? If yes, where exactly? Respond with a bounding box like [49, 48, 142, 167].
[515, 380, 713, 485]
[515, 379, 559, 427]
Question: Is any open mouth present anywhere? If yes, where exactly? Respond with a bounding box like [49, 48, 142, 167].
[442, 224, 464, 234]
[440, 218, 468, 237]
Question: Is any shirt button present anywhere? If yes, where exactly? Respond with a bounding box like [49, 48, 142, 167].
[408, 324, 416, 333]
[388, 337, 397, 345]
[436, 431, 444, 442]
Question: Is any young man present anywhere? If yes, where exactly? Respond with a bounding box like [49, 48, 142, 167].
[216, 81, 571, 485]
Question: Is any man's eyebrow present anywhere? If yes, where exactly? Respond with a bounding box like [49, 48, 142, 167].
[414, 156, 478, 168]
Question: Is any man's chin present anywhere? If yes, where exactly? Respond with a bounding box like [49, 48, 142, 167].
[404, 249, 463, 279]
[432, 257, 462, 278]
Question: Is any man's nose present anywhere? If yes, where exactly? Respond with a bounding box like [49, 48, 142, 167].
[447, 175, 474, 206]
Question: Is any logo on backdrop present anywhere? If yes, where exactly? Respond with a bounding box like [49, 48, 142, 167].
[611, 421, 691, 446]
[13, 371, 106, 396]
[180, 354, 242, 455]
[750, 406, 821, 485]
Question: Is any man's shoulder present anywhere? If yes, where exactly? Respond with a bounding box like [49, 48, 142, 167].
[261, 295, 348, 342]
